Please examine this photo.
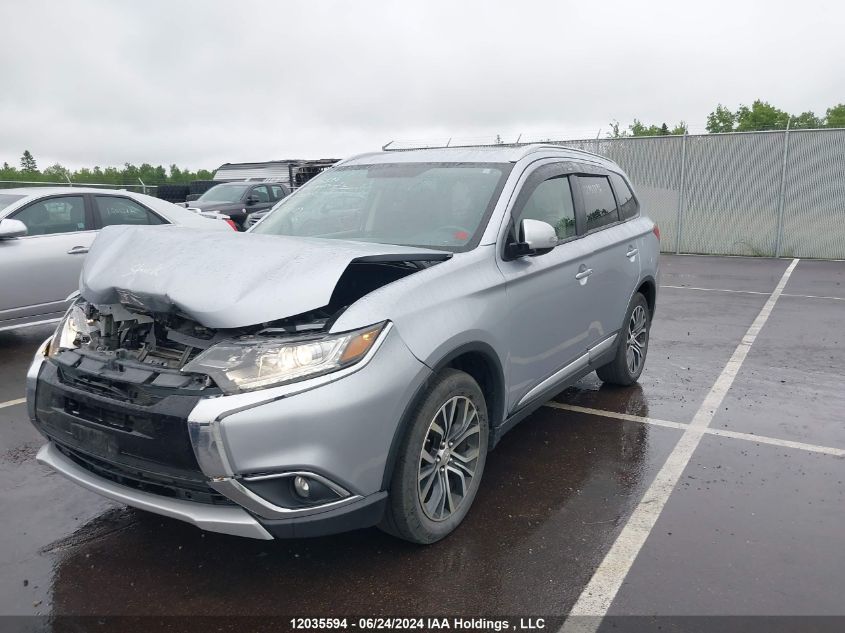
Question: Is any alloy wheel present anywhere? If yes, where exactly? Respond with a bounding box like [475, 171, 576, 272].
[626, 304, 648, 375]
[418, 396, 481, 521]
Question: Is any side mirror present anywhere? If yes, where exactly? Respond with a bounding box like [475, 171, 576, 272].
[0, 218, 27, 239]
[246, 195, 259, 205]
[506, 219, 557, 258]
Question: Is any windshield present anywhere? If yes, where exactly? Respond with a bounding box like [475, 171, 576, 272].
[0, 193, 26, 213]
[251, 163, 511, 251]
[197, 183, 249, 203]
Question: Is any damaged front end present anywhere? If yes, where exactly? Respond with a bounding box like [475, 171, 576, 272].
[48, 254, 444, 396]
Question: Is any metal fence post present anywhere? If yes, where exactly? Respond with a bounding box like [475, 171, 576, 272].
[774, 120, 791, 258]
[675, 132, 688, 254]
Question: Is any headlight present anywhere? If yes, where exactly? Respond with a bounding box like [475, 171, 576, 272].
[48, 303, 90, 358]
[182, 322, 387, 394]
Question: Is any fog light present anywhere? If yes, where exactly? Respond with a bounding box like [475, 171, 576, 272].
[293, 476, 311, 498]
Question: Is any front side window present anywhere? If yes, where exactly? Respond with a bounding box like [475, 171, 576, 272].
[197, 183, 249, 203]
[252, 163, 512, 252]
[94, 196, 165, 227]
[579, 176, 619, 232]
[609, 172, 638, 220]
[250, 185, 270, 203]
[12, 196, 88, 236]
[517, 175, 576, 240]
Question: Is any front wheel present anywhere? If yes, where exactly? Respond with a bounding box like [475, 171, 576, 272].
[596, 292, 651, 386]
[380, 369, 489, 544]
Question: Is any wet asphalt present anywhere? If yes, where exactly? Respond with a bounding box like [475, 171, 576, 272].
[1, 254, 843, 625]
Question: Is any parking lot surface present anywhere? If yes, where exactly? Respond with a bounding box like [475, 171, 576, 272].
[1, 254, 843, 628]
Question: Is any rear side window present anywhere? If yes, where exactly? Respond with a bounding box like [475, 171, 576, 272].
[94, 196, 165, 227]
[579, 176, 619, 232]
[609, 172, 638, 220]
[517, 176, 576, 240]
[12, 196, 88, 235]
[270, 185, 286, 200]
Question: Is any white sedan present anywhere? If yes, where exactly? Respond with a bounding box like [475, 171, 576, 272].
[0, 187, 235, 332]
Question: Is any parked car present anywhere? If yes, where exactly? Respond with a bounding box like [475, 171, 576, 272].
[244, 190, 365, 230]
[183, 181, 290, 229]
[0, 187, 234, 332]
[27, 145, 659, 544]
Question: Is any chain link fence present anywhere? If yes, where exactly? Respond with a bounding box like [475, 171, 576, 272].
[555, 128, 845, 259]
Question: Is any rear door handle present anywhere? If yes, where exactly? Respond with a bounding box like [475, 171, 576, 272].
[575, 268, 593, 280]
[67, 246, 89, 255]
[626, 247, 639, 258]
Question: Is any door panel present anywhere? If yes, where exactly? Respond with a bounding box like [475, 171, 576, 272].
[574, 175, 641, 347]
[0, 231, 96, 322]
[1, 195, 96, 324]
[574, 223, 641, 347]
[499, 239, 596, 410]
[497, 166, 593, 412]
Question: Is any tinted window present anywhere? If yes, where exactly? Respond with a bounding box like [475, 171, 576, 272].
[518, 176, 576, 240]
[12, 196, 88, 236]
[198, 183, 249, 202]
[579, 176, 619, 232]
[94, 196, 165, 226]
[270, 185, 285, 201]
[609, 172, 638, 220]
[250, 185, 270, 203]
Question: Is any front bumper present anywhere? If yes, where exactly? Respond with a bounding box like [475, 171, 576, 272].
[27, 326, 431, 539]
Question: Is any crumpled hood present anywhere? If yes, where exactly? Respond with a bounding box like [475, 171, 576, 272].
[80, 226, 448, 328]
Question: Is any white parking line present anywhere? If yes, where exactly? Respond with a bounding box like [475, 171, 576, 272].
[562, 258, 800, 630]
[662, 284, 845, 302]
[0, 397, 26, 410]
[660, 284, 769, 295]
[545, 402, 845, 458]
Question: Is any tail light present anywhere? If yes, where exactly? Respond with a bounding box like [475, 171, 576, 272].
[225, 219, 238, 231]
[653, 224, 660, 240]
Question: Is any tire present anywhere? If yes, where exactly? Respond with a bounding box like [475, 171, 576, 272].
[380, 369, 489, 544]
[596, 292, 651, 386]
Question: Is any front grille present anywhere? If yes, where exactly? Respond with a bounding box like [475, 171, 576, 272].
[55, 442, 233, 505]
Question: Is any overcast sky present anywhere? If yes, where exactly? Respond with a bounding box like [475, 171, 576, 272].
[1, 0, 843, 171]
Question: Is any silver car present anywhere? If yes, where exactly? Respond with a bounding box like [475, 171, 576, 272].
[27, 145, 659, 543]
[0, 187, 233, 332]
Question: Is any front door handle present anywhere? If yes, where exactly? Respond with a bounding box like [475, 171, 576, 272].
[575, 268, 593, 280]
[626, 247, 639, 258]
[67, 246, 89, 255]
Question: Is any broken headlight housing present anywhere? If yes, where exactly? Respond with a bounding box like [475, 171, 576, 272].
[48, 302, 90, 358]
[182, 322, 387, 394]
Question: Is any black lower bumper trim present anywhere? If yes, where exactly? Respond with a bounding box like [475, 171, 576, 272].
[258, 492, 388, 539]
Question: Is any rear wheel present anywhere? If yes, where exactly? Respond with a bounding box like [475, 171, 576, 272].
[380, 369, 488, 544]
[596, 292, 650, 386]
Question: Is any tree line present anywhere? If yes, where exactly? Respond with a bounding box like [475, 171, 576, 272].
[610, 100, 845, 137]
[2, 151, 213, 185]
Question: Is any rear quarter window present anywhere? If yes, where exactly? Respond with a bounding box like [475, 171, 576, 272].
[579, 175, 619, 232]
[609, 172, 639, 220]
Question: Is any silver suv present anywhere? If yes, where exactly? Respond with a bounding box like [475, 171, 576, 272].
[27, 144, 659, 544]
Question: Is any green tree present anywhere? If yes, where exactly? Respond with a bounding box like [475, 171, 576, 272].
[20, 150, 38, 173]
[825, 104, 845, 128]
[706, 104, 736, 133]
[735, 100, 790, 131]
[790, 111, 822, 129]
[43, 163, 71, 182]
